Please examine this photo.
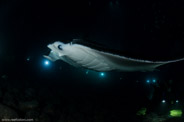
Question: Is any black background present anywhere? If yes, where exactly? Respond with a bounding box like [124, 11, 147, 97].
[0, 0, 184, 121]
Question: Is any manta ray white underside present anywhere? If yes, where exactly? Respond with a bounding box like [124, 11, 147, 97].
[43, 41, 184, 72]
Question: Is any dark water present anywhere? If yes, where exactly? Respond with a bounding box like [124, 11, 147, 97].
[0, 0, 184, 121]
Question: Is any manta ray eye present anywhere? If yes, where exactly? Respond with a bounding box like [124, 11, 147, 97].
[58, 45, 62, 50]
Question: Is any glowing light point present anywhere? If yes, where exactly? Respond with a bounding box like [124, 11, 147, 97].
[176, 100, 179, 103]
[162, 100, 166, 103]
[44, 60, 50, 66]
[100, 72, 105, 77]
[45, 61, 49, 65]
[152, 79, 156, 83]
[146, 80, 150, 83]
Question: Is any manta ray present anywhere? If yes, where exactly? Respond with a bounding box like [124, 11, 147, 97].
[43, 39, 184, 72]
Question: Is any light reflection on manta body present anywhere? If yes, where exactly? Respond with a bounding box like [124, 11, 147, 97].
[43, 40, 184, 72]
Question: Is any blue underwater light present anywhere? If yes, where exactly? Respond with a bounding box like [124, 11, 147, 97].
[162, 100, 166, 103]
[100, 72, 105, 77]
[152, 79, 156, 83]
[146, 80, 150, 83]
[45, 61, 49, 65]
[43, 59, 51, 67]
